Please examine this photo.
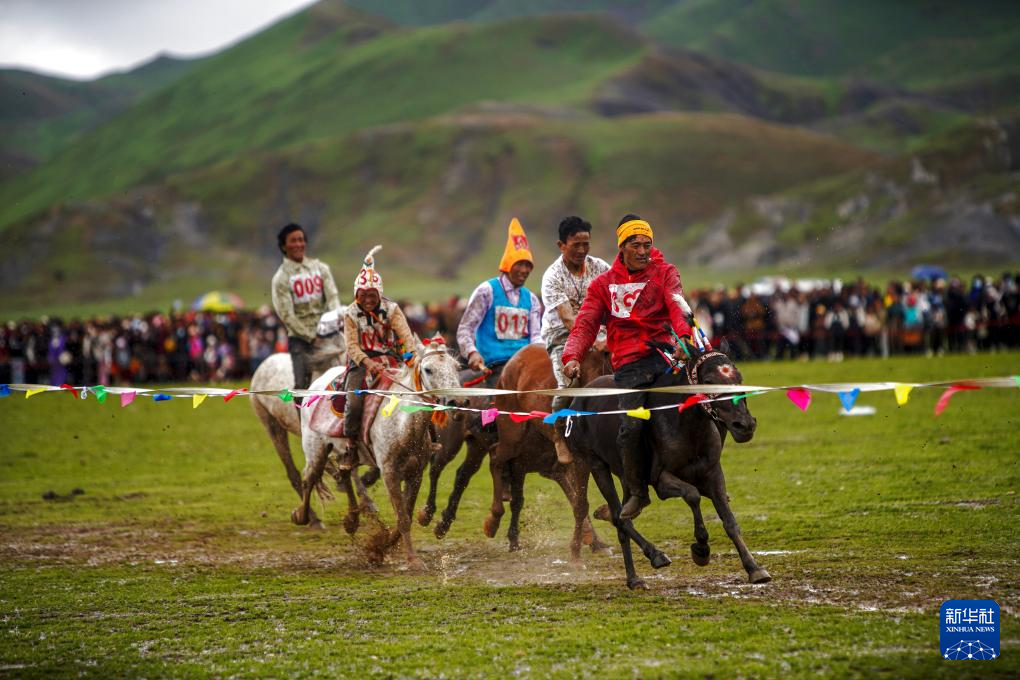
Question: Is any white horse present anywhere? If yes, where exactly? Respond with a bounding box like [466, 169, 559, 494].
[249, 311, 377, 529]
[291, 340, 463, 569]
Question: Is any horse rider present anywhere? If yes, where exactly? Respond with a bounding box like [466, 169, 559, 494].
[540, 216, 610, 465]
[561, 215, 694, 520]
[271, 222, 341, 405]
[457, 218, 544, 386]
[340, 246, 441, 458]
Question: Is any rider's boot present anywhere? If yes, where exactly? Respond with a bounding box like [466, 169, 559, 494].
[618, 425, 651, 520]
[551, 393, 573, 465]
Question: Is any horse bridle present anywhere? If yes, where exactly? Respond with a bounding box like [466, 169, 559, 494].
[681, 350, 732, 422]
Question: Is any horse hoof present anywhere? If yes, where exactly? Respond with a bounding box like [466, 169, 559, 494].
[650, 552, 672, 570]
[590, 540, 612, 553]
[342, 513, 359, 535]
[627, 577, 649, 591]
[434, 521, 449, 540]
[291, 507, 309, 526]
[361, 468, 380, 486]
[308, 519, 326, 531]
[482, 516, 499, 539]
[417, 506, 434, 527]
[508, 540, 522, 553]
[749, 568, 772, 584]
[407, 557, 427, 572]
[593, 504, 612, 522]
[690, 543, 711, 567]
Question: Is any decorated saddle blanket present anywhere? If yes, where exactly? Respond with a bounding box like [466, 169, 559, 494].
[307, 364, 400, 443]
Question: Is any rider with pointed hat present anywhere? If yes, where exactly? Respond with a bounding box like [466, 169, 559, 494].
[341, 245, 418, 448]
[457, 218, 544, 383]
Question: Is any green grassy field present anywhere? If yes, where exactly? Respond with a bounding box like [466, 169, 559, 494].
[1, 352, 1018, 677]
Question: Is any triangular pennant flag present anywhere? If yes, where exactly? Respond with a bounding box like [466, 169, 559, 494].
[481, 408, 500, 426]
[278, 389, 294, 403]
[508, 410, 548, 423]
[786, 388, 811, 412]
[0, 384, 9, 398]
[60, 383, 77, 398]
[625, 407, 651, 420]
[731, 394, 746, 405]
[224, 388, 247, 402]
[678, 394, 706, 413]
[543, 409, 574, 424]
[153, 394, 172, 402]
[381, 394, 400, 417]
[1014, 375, 1020, 389]
[192, 394, 207, 409]
[303, 395, 322, 409]
[838, 388, 861, 412]
[893, 384, 913, 406]
[26, 388, 47, 399]
[120, 391, 136, 408]
[92, 385, 107, 404]
[934, 383, 981, 416]
[400, 404, 434, 413]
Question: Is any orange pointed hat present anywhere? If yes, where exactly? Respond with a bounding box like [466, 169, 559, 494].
[498, 218, 533, 273]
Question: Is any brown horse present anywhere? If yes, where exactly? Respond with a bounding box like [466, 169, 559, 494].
[479, 343, 614, 558]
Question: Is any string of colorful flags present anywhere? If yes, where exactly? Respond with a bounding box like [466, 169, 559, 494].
[1, 375, 1017, 419]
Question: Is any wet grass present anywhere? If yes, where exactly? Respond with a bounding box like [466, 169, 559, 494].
[1, 351, 1018, 677]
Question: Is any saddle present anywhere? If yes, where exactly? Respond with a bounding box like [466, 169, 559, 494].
[307, 359, 401, 448]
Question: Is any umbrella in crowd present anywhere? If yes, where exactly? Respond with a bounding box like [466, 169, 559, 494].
[191, 291, 245, 312]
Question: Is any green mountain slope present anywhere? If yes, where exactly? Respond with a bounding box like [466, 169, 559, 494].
[0, 111, 877, 314]
[643, 0, 1020, 87]
[0, 55, 197, 170]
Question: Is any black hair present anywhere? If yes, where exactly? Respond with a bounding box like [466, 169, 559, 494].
[618, 213, 642, 227]
[277, 223, 305, 253]
[558, 216, 592, 243]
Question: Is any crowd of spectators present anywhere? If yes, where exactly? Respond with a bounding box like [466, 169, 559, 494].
[1, 273, 1017, 386]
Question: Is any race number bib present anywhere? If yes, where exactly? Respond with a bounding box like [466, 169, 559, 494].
[608, 283, 646, 319]
[289, 271, 324, 305]
[494, 305, 529, 340]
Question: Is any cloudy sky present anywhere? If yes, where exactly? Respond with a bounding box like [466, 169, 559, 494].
[0, 0, 318, 80]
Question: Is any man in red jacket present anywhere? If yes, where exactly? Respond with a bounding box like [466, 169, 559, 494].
[562, 214, 694, 520]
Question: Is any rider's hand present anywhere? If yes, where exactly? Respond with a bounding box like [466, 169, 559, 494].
[593, 338, 607, 353]
[468, 351, 487, 372]
[365, 358, 385, 377]
[563, 359, 581, 380]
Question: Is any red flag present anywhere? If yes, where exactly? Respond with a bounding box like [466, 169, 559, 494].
[224, 388, 248, 403]
[508, 410, 548, 423]
[934, 383, 981, 416]
[678, 393, 707, 413]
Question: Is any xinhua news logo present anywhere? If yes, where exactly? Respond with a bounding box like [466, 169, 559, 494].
[941, 600, 999, 660]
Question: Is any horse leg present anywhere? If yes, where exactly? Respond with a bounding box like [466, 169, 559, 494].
[397, 459, 427, 570]
[705, 473, 771, 584]
[587, 458, 645, 589]
[434, 437, 487, 539]
[482, 456, 507, 539]
[261, 408, 323, 527]
[418, 436, 459, 527]
[506, 460, 525, 552]
[589, 460, 671, 572]
[352, 467, 379, 515]
[292, 437, 331, 528]
[655, 470, 711, 567]
[329, 468, 361, 535]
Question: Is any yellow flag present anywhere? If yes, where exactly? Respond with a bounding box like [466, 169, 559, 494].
[625, 407, 651, 420]
[192, 394, 207, 409]
[381, 394, 400, 417]
[25, 388, 46, 399]
[894, 384, 914, 406]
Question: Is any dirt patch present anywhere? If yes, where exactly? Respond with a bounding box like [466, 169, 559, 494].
[2, 521, 1016, 615]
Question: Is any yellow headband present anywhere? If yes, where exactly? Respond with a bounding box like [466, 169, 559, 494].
[616, 219, 653, 247]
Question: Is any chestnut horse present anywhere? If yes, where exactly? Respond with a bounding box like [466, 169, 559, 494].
[479, 343, 614, 558]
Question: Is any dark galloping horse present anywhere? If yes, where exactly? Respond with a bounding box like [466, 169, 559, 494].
[567, 344, 772, 589]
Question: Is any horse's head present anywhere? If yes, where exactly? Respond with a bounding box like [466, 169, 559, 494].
[580, 342, 613, 384]
[685, 348, 756, 443]
[416, 335, 465, 409]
